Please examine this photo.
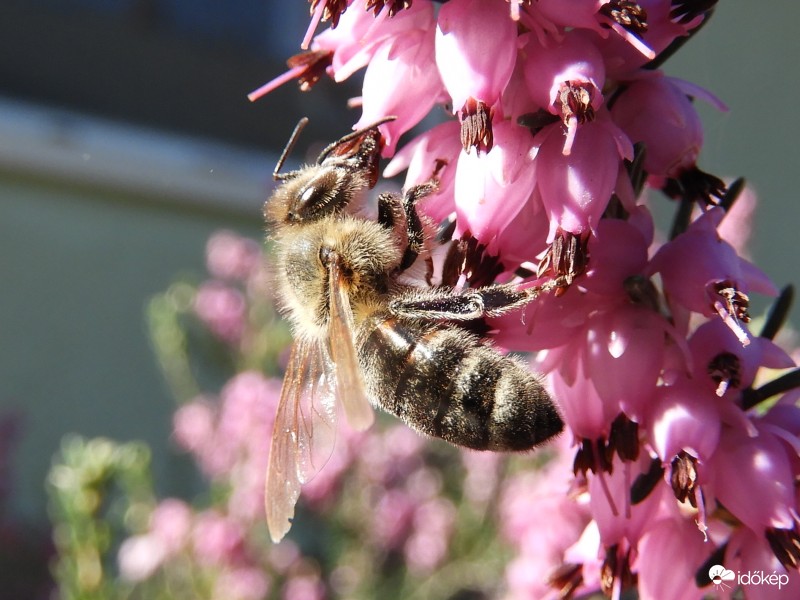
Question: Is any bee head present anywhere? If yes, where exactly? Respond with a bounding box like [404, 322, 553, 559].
[264, 118, 395, 227]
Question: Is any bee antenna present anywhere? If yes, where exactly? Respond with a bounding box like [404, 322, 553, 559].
[274, 117, 310, 181]
[316, 116, 398, 164]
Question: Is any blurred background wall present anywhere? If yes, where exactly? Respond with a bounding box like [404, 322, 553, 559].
[0, 0, 797, 529]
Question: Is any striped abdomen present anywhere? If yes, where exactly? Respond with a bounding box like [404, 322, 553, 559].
[357, 311, 563, 451]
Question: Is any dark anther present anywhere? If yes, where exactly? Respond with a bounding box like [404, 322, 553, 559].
[670, 451, 699, 508]
[459, 97, 493, 154]
[286, 50, 334, 91]
[366, 0, 414, 17]
[600, 1, 648, 36]
[309, 0, 350, 27]
[558, 83, 595, 126]
[608, 414, 639, 462]
[670, 0, 718, 25]
[546, 562, 583, 598]
[662, 166, 727, 208]
[712, 281, 750, 324]
[537, 229, 590, 292]
[766, 526, 800, 570]
[707, 352, 741, 397]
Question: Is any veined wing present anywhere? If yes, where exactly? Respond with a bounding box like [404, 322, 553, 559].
[327, 252, 374, 431]
[265, 338, 337, 543]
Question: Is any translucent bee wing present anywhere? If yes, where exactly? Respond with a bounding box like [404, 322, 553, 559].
[328, 254, 375, 431]
[265, 339, 337, 543]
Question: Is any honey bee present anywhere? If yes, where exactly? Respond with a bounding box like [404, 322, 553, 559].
[264, 118, 563, 542]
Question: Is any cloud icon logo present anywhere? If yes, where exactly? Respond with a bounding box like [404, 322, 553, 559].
[708, 564, 735, 586]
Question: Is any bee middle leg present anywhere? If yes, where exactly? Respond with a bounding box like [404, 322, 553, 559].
[388, 282, 556, 322]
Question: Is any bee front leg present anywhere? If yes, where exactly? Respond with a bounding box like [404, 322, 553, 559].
[377, 192, 409, 255]
[379, 182, 438, 281]
[388, 281, 559, 322]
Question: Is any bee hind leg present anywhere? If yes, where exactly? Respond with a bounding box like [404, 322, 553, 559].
[388, 282, 555, 322]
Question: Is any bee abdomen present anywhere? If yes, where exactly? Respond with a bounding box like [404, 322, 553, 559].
[359, 315, 563, 451]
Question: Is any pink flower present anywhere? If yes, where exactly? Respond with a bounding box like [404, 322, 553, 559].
[593, 0, 707, 78]
[149, 498, 193, 556]
[192, 510, 247, 567]
[726, 527, 800, 600]
[611, 75, 703, 179]
[118, 534, 167, 581]
[354, 27, 443, 155]
[522, 30, 606, 155]
[213, 567, 270, 600]
[194, 281, 247, 344]
[173, 400, 216, 456]
[707, 423, 796, 532]
[588, 454, 669, 547]
[637, 517, 708, 600]
[687, 318, 794, 397]
[452, 120, 538, 251]
[217, 371, 280, 447]
[533, 115, 632, 240]
[646, 375, 721, 462]
[404, 497, 456, 574]
[282, 570, 326, 600]
[371, 488, 416, 550]
[648, 208, 777, 345]
[435, 0, 518, 151]
[206, 230, 262, 282]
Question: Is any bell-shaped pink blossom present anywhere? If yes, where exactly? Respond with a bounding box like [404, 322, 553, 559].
[484, 191, 550, 268]
[354, 29, 443, 155]
[434, 0, 517, 111]
[726, 527, 800, 600]
[583, 304, 665, 420]
[549, 356, 620, 441]
[453, 120, 538, 246]
[492, 281, 594, 352]
[637, 516, 709, 600]
[708, 423, 796, 532]
[611, 75, 703, 179]
[646, 376, 721, 462]
[314, 1, 435, 81]
[581, 216, 651, 297]
[688, 318, 795, 397]
[648, 208, 777, 345]
[589, 454, 669, 547]
[533, 115, 632, 241]
[532, 0, 657, 60]
[522, 31, 606, 154]
[594, 0, 707, 78]
[435, 0, 517, 151]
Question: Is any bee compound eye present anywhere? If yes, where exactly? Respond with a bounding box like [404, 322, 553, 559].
[299, 185, 318, 205]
